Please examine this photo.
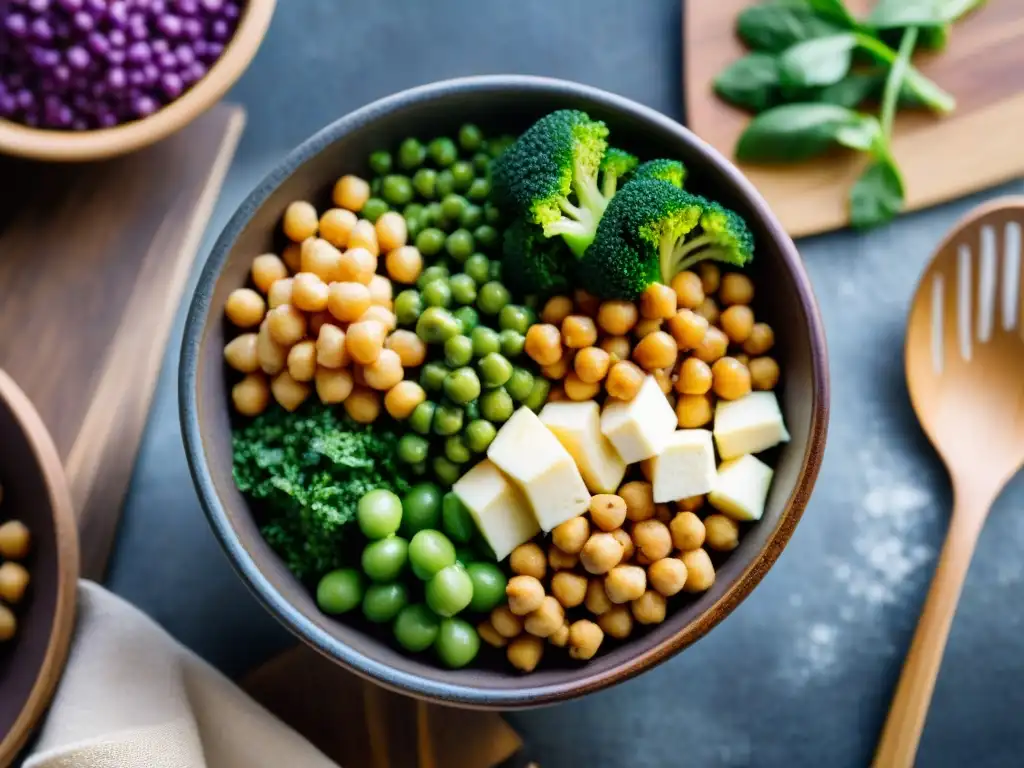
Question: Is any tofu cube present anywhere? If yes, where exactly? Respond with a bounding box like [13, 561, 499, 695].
[487, 407, 591, 531]
[713, 391, 791, 461]
[600, 375, 677, 464]
[539, 401, 627, 494]
[452, 459, 540, 561]
[650, 429, 717, 503]
[708, 454, 774, 521]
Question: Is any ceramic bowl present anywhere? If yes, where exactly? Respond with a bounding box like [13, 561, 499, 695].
[180, 75, 829, 709]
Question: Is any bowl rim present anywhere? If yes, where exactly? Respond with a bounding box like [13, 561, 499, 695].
[179, 74, 830, 708]
[0, 369, 79, 763]
[0, 0, 275, 162]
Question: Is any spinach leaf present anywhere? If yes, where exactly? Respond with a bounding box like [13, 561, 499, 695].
[736, 0, 846, 52]
[880, 23, 950, 50]
[849, 157, 904, 229]
[854, 33, 956, 113]
[868, 0, 981, 28]
[806, 0, 860, 28]
[778, 33, 858, 87]
[818, 71, 927, 108]
[713, 53, 781, 112]
[736, 103, 880, 162]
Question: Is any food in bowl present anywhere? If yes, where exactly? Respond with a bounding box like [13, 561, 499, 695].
[219, 110, 790, 672]
[0, 483, 33, 642]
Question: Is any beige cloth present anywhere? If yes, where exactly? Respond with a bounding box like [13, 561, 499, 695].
[26, 581, 340, 768]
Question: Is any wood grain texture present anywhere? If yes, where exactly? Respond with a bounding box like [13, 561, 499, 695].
[0, 103, 245, 580]
[684, 0, 1024, 237]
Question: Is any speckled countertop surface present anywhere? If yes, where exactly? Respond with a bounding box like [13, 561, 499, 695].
[103, 1, 1024, 765]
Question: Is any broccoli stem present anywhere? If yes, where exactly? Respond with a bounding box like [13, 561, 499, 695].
[661, 233, 714, 281]
[545, 157, 611, 258]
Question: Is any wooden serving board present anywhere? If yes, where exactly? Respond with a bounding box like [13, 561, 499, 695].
[0, 103, 245, 580]
[684, 0, 1024, 237]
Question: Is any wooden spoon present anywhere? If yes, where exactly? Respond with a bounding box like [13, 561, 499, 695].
[874, 197, 1024, 767]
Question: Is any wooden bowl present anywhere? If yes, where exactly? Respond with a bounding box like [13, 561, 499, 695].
[0, 370, 78, 763]
[0, 0, 275, 163]
[179, 76, 830, 709]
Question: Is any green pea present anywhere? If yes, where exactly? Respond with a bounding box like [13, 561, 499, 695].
[453, 306, 479, 334]
[436, 169, 456, 198]
[477, 281, 511, 316]
[484, 203, 501, 225]
[499, 329, 525, 358]
[434, 618, 480, 669]
[474, 225, 499, 249]
[445, 229, 475, 263]
[370, 177, 382, 196]
[443, 368, 480, 406]
[442, 334, 472, 368]
[428, 137, 458, 167]
[357, 489, 403, 539]
[506, 367, 535, 402]
[442, 492, 476, 544]
[416, 307, 460, 344]
[433, 455, 462, 487]
[361, 197, 389, 223]
[401, 483, 443, 536]
[409, 529, 456, 580]
[398, 138, 426, 170]
[394, 289, 423, 326]
[426, 564, 474, 617]
[316, 569, 363, 615]
[419, 361, 451, 392]
[406, 216, 424, 240]
[412, 167, 438, 199]
[416, 227, 446, 257]
[522, 377, 551, 412]
[362, 582, 408, 623]
[463, 419, 497, 453]
[458, 204, 483, 230]
[480, 387, 514, 423]
[381, 175, 413, 206]
[417, 264, 450, 291]
[409, 460, 428, 477]
[488, 259, 502, 282]
[470, 326, 501, 357]
[498, 305, 533, 334]
[422, 279, 452, 308]
[464, 400, 481, 422]
[478, 352, 512, 388]
[467, 177, 491, 201]
[472, 152, 491, 174]
[464, 254, 491, 285]
[432, 256, 454, 272]
[369, 150, 392, 175]
[444, 434, 472, 464]
[433, 401, 465, 435]
[467, 562, 507, 613]
[440, 194, 467, 221]
[403, 201, 425, 219]
[361, 536, 408, 582]
[458, 123, 483, 152]
[408, 400, 437, 435]
[393, 604, 440, 652]
[448, 273, 477, 306]
[397, 433, 430, 464]
[423, 201, 443, 224]
[451, 160, 474, 191]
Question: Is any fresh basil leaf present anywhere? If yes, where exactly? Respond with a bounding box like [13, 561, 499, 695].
[806, 0, 860, 28]
[736, 103, 878, 163]
[779, 33, 858, 87]
[868, 0, 981, 28]
[736, 1, 846, 53]
[849, 157, 904, 229]
[713, 53, 781, 113]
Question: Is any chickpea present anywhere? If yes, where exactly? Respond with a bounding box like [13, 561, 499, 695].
[343, 385, 381, 423]
[319, 207, 357, 248]
[547, 385, 567, 402]
[574, 346, 611, 383]
[676, 357, 712, 395]
[634, 551, 653, 567]
[266, 304, 307, 347]
[0, 561, 29, 604]
[348, 219, 379, 256]
[631, 590, 667, 625]
[610, 528, 635, 561]
[640, 283, 678, 319]
[478, 621, 508, 648]
[507, 575, 545, 616]
[316, 324, 349, 369]
[670, 511, 706, 552]
[719, 272, 754, 306]
[384, 380, 425, 419]
[549, 623, 570, 648]
[351, 363, 367, 388]
[316, 367, 354, 405]
[656, 504, 675, 523]
[562, 315, 598, 349]
[633, 317, 663, 339]
[695, 297, 720, 325]
[550, 572, 588, 609]
[540, 353, 571, 381]
[525, 324, 563, 366]
[676, 394, 713, 428]
[580, 532, 624, 575]
[548, 545, 579, 571]
[363, 348, 404, 390]
[720, 304, 754, 344]
[589, 494, 627, 532]
[648, 558, 688, 597]
[573, 289, 601, 316]
[677, 495, 705, 513]
[552, 516, 589, 554]
[564, 372, 601, 401]
[693, 326, 729, 364]
[633, 330, 678, 371]
[359, 305, 397, 332]
[671, 270, 705, 309]
[541, 295, 574, 326]
[697, 262, 721, 294]
[704, 514, 741, 552]
[224, 333, 259, 373]
[681, 548, 716, 593]
[368, 274, 393, 308]
[301, 238, 343, 283]
[332, 174, 369, 212]
[633, 519, 672, 561]
[749, 356, 780, 390]
[386, 330, 427, 368]
[309, 310, 335, 337]
[712, 357, 752, 400]
[0, 604, 15, 641]
[233, 372, 270, 416]
[743, 323, 775, 355]
[346, 320, 387, 366]
[251, 253, 288, 294]
[286, 340, 317, 382]
[597, 606, 633, 639]
[336, 248, 376, 286]
[281, 241, 303, 273]
[328, 282, 371, 324]
[375, 211, 408, 252]
[653, 368, 673, 395]
[0, 520, 31, 560]
[568, 620, 604, 661]
[599, 335, 631, 363]
[585, 579, 613, 616]
[597, 300, 638, 335]
[734, 352, 750, 367]
[605, 360, 645, 400]
[385, 245, 423, 285]
[271, 371, 310, 412]
[525, 596, 565, 638]
[510, 542, 547, 579]
[290, 272, 329, 313]
[257, 321, 287, 375]
[283, 201, 318, 242]
[666, 309, 709, 350]
[507, 634, 545, 672]
[604, 565, 647, 604]
[619, 481, 655, 522]
[267, 276, 294, 309]
[225, 288, 266, 328]
[491, 605, 523, 638]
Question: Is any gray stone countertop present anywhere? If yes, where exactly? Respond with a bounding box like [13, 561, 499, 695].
[103, 1, 1024, 765]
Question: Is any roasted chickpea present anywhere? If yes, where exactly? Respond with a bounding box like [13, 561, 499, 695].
[589, 494, 627, 532]
[224, 333, 259, 373]
[286, 340, 317, 382]
[510, 542, 547, 579]
[599, 335, 631, 363]
[676, 394, 712, 428]
[540, 353, 571, 381]
[0, 562, 29, 604]
[301, 238, 344, 283]
[283, 201, 318, 241]
[316, 324, 349, 369]
[541, 295, 574, 326]
[359, 305, 397, 332]
[633, 317, 663, 339]
[574, 346, 611, 383]
[231, 374, 270, 416]
[478, 621, 508, 648]
[0, 521, 31, 560]
[619, 481, 655, 522]
[525, 324, 563, 366]
[291, 272, 329, 313]
[605, 360, 645, 400]
[677, 495, 705, 513]
[633, 520, 673, 561]
[319, 208, 357, 248]
[491, 606, 523, 639]
[719, 272, 754, 306]
[375, 211, 408, 252]
[257, 321, 287, 375]
[267, 276, 294, 309]
[743, 323, 775, 355]
[507, 634, 545, 672]
[271, 371, 311, 412]
[676, 357, 712, 395]
[670, 511, 706, 552]
[315, 367, 354, 404]
[564, 372, 602, 401]
[580, 532, 624, 575]
[562, 315, 598, 349]
[384, 380, 425, 419]
[749, 356, 780, 390]
[551, 572, 588, 609]
[671, 270, 705, 309]
[332, 175, 369, 212]
[549, 623, 570, 648]
[712, 357, 752, 400]
[225, 288, 266, 328]
[386, 329, 426, 367]
[633, 330, 678, 371]
[597, 300, 639, 335]
[548, 545, 579, 571]
[281, 241, 303, 273]
[631, 590, 667, 625]
[573, 289, 601, 317]
[0, 604, 15, 641]
[720, 304, 754, 344]
[568, 620, 604, 660]
[704, 514, 741, 552]
[585, 579, 613, 616]
[640, 283, 677, 319]
[604, 565, 646, 604]
[525, 596, 565, 638]
[506, 575, 546, 615]
[666, 309, 709, 350]
[698, 262, 721, 294]
[348, 219, 379, 256]
[610, 528, 635, 561]
[597, 606, 633, 639]
[552, 516, 590, 554]
[693, 326, 729, 364]
[251, 253, 288, 294]
[346, 320, 387, 365]
[343, 385, 381, 423]
[385, 245, 423, 285]
[648, 558, 688, 597]
[695, 297, 720, 325]
[681, 548, 716, 592]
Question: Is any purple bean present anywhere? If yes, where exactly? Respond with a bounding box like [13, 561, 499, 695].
[67, 45, 90, 70]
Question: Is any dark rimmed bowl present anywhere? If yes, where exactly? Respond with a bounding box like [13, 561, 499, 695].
[180, 75, 829, 709]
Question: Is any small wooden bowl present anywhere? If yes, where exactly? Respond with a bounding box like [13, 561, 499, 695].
[0, 0, 275, 163]
[180, 76, 830, 709]
[0, 370, 79, 764]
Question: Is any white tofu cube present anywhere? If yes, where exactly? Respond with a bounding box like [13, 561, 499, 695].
[713, 391, 790, 461]
[600, 375, 677, 464]
[708, 454, 774, 521]
[487, 407, 591, 531]
[651, 429, 717, 503]
[539, 401, 627, 494]
[452, 459, 540, 561]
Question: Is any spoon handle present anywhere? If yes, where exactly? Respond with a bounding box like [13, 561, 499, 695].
[872, 499, 987, 768]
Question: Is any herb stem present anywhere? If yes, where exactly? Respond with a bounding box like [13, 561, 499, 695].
[881, 26, 919, 139]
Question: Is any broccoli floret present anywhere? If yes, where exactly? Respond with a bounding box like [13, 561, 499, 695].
[492, 110, 610, 258]
[501, 217, 574, 297]
[600, 147, 639, 198]
[669, 202, 755, 274]
[632, 158, 687, 189]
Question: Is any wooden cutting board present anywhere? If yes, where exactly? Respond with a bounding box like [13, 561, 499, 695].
[684, 0, 1024, 237]
[0, 103, 245, 580]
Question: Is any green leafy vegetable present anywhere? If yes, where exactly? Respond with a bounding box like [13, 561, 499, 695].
[714, 52, 781, 112]
[868, 0, 982, 28]
[817, 71, 926, 109]
[736, 0, 845, 52]
[849, 157, 904, 229]
[778, 33, 858, 87]
[805, 0, 859, 28]
[736, 103, 880, 163]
